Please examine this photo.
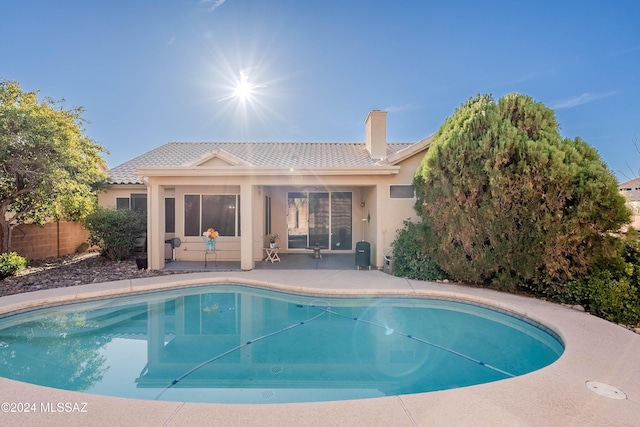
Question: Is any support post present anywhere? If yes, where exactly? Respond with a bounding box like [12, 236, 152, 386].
[240, 182, 255, 270]
[147, 181, 165, 270]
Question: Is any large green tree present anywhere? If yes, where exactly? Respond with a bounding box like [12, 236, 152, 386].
[0, 80, 108, 252]
[414, 93, 630, 291]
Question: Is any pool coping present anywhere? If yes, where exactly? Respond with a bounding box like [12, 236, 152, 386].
[0, 269, 638, 426]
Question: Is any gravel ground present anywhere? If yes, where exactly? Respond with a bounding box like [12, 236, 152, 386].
[0, 252, 181, 298]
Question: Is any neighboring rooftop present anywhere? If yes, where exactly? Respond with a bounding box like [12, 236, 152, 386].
[619, 176, 640, 202]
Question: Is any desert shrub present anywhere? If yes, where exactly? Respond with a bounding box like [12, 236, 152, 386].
[392, 220, 449, 281]
[414, 93, 630, 292]
[82, 207, 145, 261]
[0, 252, 28, 280]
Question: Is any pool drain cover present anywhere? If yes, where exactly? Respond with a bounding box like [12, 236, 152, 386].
[586, 381, 626, 399]
[270, 365, 283, 375]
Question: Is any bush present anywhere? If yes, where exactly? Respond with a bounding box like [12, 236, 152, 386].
[564, 272, 640, 326]
[0, 252, 28, 280]
[392, 220, 449, 281]
[414, 93, 629, 291]
[547, 237, 640, 326]
[82, 207, 145, 261]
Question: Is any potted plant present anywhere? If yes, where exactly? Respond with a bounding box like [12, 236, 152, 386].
[267, 233, 279, 248]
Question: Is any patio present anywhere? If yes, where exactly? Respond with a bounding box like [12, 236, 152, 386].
[164, 253, 360, 272]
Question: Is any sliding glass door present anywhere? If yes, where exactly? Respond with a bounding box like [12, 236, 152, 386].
[330, 192, 352, 250]
[286, 192, 352, 250]
[308, 193, 330, 248]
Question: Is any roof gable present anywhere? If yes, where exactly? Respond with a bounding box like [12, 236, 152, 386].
[185, 149, 251, 167]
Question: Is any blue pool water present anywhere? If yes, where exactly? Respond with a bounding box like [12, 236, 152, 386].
[0, 284, 563, 404]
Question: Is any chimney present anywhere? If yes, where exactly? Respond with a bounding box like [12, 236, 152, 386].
[365, 110, 387, 160]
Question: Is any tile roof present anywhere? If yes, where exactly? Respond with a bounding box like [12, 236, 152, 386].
[108, 142, 417, 184]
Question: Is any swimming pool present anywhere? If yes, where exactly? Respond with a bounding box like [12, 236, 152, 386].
[0, 284, 563, 404]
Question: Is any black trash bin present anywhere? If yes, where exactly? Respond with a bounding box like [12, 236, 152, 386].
[356, 241, 371, 270]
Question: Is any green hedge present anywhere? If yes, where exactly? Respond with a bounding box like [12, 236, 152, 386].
[391, 220, 449, 281]
[0, 252, 28, 280]
[558, 238, 640, 326]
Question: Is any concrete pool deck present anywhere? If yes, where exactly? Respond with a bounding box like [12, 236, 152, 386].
[0, 269, 638, 426]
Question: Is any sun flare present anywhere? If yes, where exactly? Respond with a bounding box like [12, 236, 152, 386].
[207, 58, 285, 135]
[233, 72, 254, 101]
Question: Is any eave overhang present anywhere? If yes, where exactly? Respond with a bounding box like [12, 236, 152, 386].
[134, 166, 401, 179]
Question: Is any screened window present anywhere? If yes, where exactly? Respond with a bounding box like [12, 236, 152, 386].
[184, 194, 240, 237]
[116, 197, 129, 210]
[165, 197, 175, 233]
[265, 196, 272, 236]
[116, 194, 147, 228]
[390, 185, 415, 199]
[131, 193, 147, 215]
[184, 195, 200, 236]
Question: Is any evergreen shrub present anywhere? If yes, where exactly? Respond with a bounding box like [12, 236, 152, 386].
[414, 93, 630, 292]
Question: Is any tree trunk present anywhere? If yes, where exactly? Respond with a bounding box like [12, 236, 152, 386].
[0, 213, 12, 253]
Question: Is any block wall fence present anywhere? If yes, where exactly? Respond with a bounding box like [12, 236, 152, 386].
[10, 221, 90, 260]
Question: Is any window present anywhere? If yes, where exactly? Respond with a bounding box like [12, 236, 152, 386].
[165, 198, 175, 233]
[184, 194, 241, 237]
[131, 193, 147, 215]
[116, 193, 147, 227]
[184, 195, 201, 236]
[390, 185, 415, 199]
[265, 196, 272, 236]
[116, 197, 129, 210]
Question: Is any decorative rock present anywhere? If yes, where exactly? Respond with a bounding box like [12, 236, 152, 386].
[0, 252, 178, 298]
[572, 304, 586, 312]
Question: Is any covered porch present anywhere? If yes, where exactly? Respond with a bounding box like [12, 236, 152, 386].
[142, 174, 398, 272]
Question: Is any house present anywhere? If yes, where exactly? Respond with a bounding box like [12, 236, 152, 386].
[100, 111, 432, 270]
[618, 177, 640, 229]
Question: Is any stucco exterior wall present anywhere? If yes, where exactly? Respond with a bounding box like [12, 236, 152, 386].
[98, 185, 147, 209]
[371, 151, 425, 266]
[627, 201, 640, 230]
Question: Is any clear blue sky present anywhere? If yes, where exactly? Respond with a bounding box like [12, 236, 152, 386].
[2, 0, 639, 180]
